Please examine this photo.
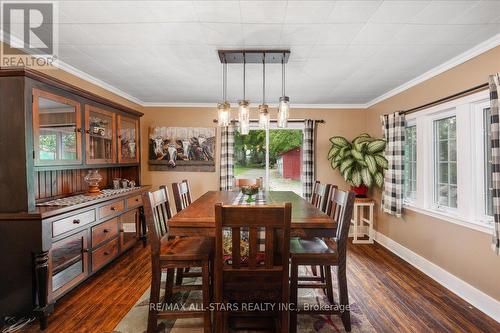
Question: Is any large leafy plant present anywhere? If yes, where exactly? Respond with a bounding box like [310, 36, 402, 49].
[328, 134, 388, 188]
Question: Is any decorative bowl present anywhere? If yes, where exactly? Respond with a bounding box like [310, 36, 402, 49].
[241, 185, 259, 196]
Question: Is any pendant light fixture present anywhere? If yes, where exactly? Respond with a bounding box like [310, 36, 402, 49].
[238, 56, 250, 135]
[277, 53, 290, 128]
[217, 61, 230, 127]
[259, 55, 270, 129]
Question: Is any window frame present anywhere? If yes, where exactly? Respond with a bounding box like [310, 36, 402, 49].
[404, 90, 493, 233]
[403, 121, 417, 204]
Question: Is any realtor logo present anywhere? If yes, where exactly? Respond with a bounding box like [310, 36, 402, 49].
[1, 1, 58, 66]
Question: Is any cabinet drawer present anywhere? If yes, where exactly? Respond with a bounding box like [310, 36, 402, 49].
[127, 195, 142, 208]
[92, 218, 118, 248]
[92, 238, 118, 271]
[99, 200, 124, 219]
[52, 210, 96, 237]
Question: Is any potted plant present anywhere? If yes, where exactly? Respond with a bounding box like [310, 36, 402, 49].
[328, 134, 388, 197]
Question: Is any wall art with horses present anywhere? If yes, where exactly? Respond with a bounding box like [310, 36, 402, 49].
[148, 126, 216, 172]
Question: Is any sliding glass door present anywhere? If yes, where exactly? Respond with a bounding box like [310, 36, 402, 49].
[234, 122, 304, 196]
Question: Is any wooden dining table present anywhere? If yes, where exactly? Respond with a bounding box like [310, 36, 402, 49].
[168, 190, 335, 238]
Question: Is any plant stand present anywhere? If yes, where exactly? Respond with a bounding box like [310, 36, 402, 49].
[350, 198, 375, 244]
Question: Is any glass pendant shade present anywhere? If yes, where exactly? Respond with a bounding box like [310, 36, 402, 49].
[259, 104, 270, 129]
[238, 100, 250, 135]
[277, 96, 290, 128]
[217, 101, 231, 127]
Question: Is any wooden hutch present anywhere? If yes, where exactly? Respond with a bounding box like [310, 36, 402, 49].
[0, 68, 148, 329]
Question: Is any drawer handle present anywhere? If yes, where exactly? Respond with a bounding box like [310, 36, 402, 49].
[119, 229, 124, 233]
[110, 206, 116, 211]
[103, 229, 110, 233]
[104, 251, 110, 256]
[73, 219, 81, 224]
[135, 198, 140, 202]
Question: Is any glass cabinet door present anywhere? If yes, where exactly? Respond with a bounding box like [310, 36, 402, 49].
[49, 230, 89, 301]
[84, 105, 116, 164]
[117, 115, 139, 163]
[119, 209, 138, 250]
[32, 89, 82, 166]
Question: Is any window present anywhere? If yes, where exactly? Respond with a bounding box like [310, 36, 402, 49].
[402, 90, 493, 233]
[484, 107, 493, 216]
[404, 125, 417, 201]
[434, 116, 457, 209]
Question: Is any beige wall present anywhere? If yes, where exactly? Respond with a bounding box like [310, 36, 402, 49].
[140, 107, 366, 201]
[365, 46, 500, 301]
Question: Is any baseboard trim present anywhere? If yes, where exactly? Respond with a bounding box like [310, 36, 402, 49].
[373, 231, 500, 323]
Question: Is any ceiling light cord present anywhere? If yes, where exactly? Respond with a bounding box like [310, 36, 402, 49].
[243, 54, 246, 101]
[262, 55, 266, 104]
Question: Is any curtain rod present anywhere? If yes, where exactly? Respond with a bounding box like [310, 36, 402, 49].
[395, 82, 489, 116]
[213, 118, 325, 124]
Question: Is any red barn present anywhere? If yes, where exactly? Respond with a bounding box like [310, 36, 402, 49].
[276, 147, 301, 180]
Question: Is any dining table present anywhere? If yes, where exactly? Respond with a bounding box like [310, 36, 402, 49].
[168, 190, 335, 238]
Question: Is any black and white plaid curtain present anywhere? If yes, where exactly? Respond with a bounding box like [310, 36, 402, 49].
[220, 125, 234, 191]
[302, 119, 316, 200]
[381, 112, 405, 217]
[489, 74, 500, 255]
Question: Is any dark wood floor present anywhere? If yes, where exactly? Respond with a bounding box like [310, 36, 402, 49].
[22, 241, 499, 333]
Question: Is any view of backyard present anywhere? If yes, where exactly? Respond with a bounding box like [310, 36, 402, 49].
[234, 129, 303, 196]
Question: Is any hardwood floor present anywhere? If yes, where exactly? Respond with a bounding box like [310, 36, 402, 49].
[21, 241, 499, 333]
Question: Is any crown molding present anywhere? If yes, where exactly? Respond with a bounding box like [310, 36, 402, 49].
[365, 33, 500, 108]
[54, 60, 144, 106]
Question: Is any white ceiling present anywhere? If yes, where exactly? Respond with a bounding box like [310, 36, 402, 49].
[25, 1, 500, 105]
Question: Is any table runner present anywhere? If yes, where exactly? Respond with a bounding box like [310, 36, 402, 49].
[231, 190, 266, 205]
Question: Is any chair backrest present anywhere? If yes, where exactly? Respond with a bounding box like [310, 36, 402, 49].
[309, 180, 321, 204]
[234, 177, 263, 189]
[311, 183, 332, 213]
[142, 186, 173, 254]
[214, 203, 291, 303]
[172, 179, 192, 213]
[325, 188, 355, 261]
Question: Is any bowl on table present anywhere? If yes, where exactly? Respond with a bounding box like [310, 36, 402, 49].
[240, 185, 259, 196]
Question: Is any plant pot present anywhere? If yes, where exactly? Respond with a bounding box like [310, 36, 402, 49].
[351, 185, 368, 198]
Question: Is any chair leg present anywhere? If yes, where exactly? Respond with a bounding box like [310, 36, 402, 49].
[324, 265, 334, 304]
[290, 261, 299, 333]
[163, 268, 175, 305]
[337, 262, 351, 332]
[215, 310, 224, 333]
[202, 261, 212, 333]
[175, 267, 184, 285]
[147, 268, 162, 333]
[320, 265, 326, 293]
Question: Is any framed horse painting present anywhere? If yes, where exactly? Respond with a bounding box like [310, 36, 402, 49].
[148, 126, 216, 172]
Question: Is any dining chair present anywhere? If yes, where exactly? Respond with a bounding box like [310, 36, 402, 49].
[290, 188, 356, 332]
[142, 186, 213, 333]
[308, 183, 332, 278]
[172, 179, 193, 213]
[234, 177, 263, 189]
[309, 180, 321, 205]
[214, 203, 292, 333]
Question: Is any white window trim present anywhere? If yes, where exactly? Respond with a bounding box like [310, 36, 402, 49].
[404, 90, 493, 234]
[403, 120, 417, 205]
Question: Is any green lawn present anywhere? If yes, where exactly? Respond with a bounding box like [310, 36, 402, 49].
[234, 165, 263, 176]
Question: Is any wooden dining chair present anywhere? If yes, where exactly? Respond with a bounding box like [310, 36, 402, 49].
[142, 186, 214, 333]
[214, 203, 292, 333]
[234, 177, 263, 189]
[309, 180, 320, 205]
[172, 179, 193, 213]
[308, 183, 332, 278]
[290, 188, 356, 332]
